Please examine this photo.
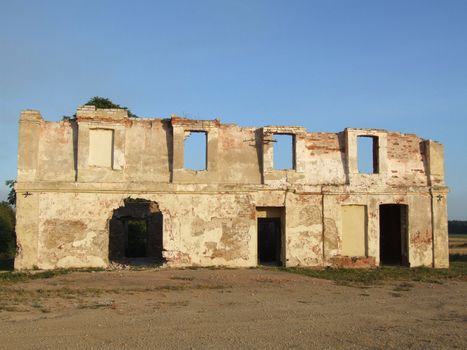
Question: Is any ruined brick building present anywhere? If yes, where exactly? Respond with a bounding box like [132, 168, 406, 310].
[14, 106, 449, 270]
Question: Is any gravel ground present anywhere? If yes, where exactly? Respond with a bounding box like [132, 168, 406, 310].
[0, 268, 466, 349]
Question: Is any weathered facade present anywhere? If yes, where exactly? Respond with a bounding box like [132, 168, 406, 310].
[14, 106, 449, 270]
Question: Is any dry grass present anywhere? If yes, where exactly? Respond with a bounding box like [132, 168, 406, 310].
[449, 234, 467, 260]
[278, 261, 467, 287]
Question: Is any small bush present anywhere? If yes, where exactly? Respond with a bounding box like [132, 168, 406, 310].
[0, 202, 15, 260]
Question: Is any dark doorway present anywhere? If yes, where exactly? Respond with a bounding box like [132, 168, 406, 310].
[380, 204, 408, 266]
[126, 219, 147, 258]
[109, 199, 163, 264]
[258, 218, 282, 266]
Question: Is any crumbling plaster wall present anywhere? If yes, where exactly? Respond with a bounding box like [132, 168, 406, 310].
[16, 191, 265, 269]
[37, 121, 76, 181]
[123, 119, 172, 182]
[284, 193, 323, 266]
[15, 189, 439, 269]
[14, 106, 449, 269]
[302, 132, 347, 185]
[386, 132, 428, 187]
[322, 190, 434, 267]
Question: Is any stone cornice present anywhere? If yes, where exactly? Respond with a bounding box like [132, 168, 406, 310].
[15, 181, 445, 196]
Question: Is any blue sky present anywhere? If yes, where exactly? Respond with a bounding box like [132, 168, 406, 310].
[0, 0, 466, 219]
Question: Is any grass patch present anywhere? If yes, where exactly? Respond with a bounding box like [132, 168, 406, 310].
[0, 287, 116, 313]
[0, 270, 73, 283]
[0, 282, 231, 313]
[449, 233, 467, 239]
[0, 287, 105, 301]
[194, 284, 229, 290]
[0, 304, 22, 312]
[158, 285, 187, 291]
[255, 277, 277, 283]
[77, 300, 114, 310]
[450, 254, 467, 262]
[184, 265, 221, 270]
[170, 276, 195, 281]
[0, 267, 105, 284]
[128, 264, 162, 271]
[393, 282, 414, 292]
[152, 301, 189, 308]
[278, 261, 467, 287]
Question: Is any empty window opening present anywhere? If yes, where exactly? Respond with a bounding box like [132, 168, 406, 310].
[341, 205, 367, 257]
[357, 136, 379, 173]
[184, 131, 207, 170]
[109, 199, 163, 264]
[273, 134, 294, 170]
[379, 204, 408, 266]
[258, 218, 282, 266]
[89, 129, 114, 168]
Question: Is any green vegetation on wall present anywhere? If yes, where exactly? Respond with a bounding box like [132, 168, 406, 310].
[0, 202, 15, 260]
[84, 96, 138, 118]
[5, 180, 15, 207]
[63, 96, 138, 120]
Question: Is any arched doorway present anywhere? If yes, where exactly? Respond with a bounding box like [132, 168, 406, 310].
[109, 198, 163, 263]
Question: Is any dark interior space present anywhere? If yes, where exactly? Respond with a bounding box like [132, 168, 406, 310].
[126, 219, 147, 258]
[109, 199, 163, 264]
[258, 218, 282, 266]
[380, 204, 408, 266]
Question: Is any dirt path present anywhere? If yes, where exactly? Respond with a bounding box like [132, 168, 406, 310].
[1, 268, 466, 349]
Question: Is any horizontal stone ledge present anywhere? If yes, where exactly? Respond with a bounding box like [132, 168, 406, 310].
[14, 182, 441, 195]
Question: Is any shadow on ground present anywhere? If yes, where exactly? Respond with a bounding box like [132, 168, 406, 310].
[1, 256, 465, 272]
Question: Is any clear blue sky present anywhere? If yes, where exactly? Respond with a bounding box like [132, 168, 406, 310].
[0, 0, 466, 219]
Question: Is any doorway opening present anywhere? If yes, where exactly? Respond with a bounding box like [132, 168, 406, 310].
[109, 199, 163, 265]
[257, 207, 284, 266]
[258, 218, 282, 266]
[126, 219, 147, 258]
[379, 204, 408, 266]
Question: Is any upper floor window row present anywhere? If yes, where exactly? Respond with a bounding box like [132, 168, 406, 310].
[87, 126, 386, 176]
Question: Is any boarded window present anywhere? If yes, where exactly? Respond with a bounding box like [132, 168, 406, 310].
[357, 136, 379, 173]
[341, 205, 367, 257]
[273, 134, 294, 170]
[89, 129, 114, 168]
[184, 131, 207, 170]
